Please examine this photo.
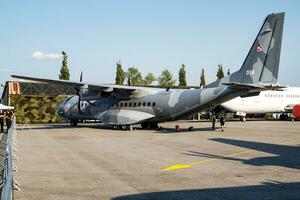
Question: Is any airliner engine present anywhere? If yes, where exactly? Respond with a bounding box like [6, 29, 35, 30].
[292, 104, 300, 119]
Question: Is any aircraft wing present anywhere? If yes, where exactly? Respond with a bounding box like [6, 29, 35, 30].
[11, 75, 142, 100]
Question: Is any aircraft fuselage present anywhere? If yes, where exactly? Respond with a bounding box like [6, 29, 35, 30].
[57, 86, 244, 125]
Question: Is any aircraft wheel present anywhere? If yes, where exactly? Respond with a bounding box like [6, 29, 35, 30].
[240, 117, 246, 122]
[121, 125, 129, 130]
[141, 123, 149, 129]
[112, 125, 120, 130]
[70, 120, 78, 126]
[150, 123, 158, 128]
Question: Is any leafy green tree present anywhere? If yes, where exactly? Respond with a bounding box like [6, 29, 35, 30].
[200, 68, 206, 88]
[178, 64, 187, 86]
[59, 51, 70, 80]
[216, 64, 225, 79]
[126, 67, 143, 86]
[142, 73, 156, 86]
[158, 69, 176, 87]
[115, 61, 125, 85]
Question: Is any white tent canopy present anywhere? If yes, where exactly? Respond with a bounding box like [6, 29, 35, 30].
[0, 104, 14, 110]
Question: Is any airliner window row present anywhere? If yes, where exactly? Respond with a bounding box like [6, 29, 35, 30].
[113, 102, 156, 108]
[264, 94, 284, 98]
[286, 94, 300, 98]
[264, 94, 300, 98]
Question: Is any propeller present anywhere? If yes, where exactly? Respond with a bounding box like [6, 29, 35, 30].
[75, 71, 96, 113]
[80, 71, 83, 82]
[76, 71, 83, 113]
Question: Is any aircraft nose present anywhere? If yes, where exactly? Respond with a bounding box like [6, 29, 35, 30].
[57, 103, 66, 118]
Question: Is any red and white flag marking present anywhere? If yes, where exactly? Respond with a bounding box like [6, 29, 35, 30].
[256, 45, 263, 52]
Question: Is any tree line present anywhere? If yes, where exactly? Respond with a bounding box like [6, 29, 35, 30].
[115, 62, 230, 88]
[58, 51, 230, 88]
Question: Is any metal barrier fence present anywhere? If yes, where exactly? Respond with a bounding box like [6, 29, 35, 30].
[0, 119, 19, 200]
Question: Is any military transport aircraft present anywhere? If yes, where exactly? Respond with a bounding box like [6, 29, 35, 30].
[12, 12, 285, 129]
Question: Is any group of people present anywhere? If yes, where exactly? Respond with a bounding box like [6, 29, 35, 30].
[211, 113, 226, 132]
[0, 110, 14, 133]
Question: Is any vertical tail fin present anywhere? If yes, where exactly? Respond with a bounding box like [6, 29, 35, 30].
[229, 12, 285, 85]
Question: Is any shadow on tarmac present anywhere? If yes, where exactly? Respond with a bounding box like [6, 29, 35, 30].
[16, 124, 71, 131]
[111, 181, 300, 200]
[16, 123, 218, 133]
[16, 123, 110, 131]
[183, 138, 300, 170]
[155, 127, 218, 134]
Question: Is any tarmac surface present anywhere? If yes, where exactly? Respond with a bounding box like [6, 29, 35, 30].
[14, 121, 300, 200]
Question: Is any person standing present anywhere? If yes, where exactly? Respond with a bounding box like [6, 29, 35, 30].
[220, 113, 225, 132]
[211, 115, 216, 130]
[9, 111, 13, 127]
[0, 110, 4, 133]
[5, 111, 12, 132]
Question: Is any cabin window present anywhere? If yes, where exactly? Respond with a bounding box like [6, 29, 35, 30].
[129, 102, 132, 107]
[124, 102, 128, 107]
[152, 102, 156, 107]
[143, 102, 146, 106]
[133, 102, 137, 107]
[138, 102, 141, 107]
[120, 103, 123, 107]
[147, 102, 151, 106]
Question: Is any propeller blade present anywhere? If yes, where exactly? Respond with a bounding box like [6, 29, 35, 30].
[80, 71, 83, 82]
[77, 71, 84, 113]
[78, 98, 81, 113]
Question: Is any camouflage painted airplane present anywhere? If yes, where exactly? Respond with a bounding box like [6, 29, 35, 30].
[12, 12, 285, 129]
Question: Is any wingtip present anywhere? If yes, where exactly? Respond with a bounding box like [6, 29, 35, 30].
[11, 75, 25, 79]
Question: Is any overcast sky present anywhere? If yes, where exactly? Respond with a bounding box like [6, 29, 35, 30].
[1, 0, 300, 92]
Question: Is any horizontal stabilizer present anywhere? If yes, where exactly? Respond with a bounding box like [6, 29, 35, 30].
[222, 82, 286, 91]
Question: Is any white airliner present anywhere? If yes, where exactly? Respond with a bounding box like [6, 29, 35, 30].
[221, 87, 300, 120]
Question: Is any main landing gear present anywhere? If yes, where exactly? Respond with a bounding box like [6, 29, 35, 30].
[239, 116, 246, 122]
[70, 119, 78, 126]
[112, 125, 131, 130]
[141, 122, 158, 129]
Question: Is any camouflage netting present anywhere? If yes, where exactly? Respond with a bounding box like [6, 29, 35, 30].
[10, 95, 67, 124]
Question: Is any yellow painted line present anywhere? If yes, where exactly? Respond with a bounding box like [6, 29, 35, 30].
[162, 164, 192, 171]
